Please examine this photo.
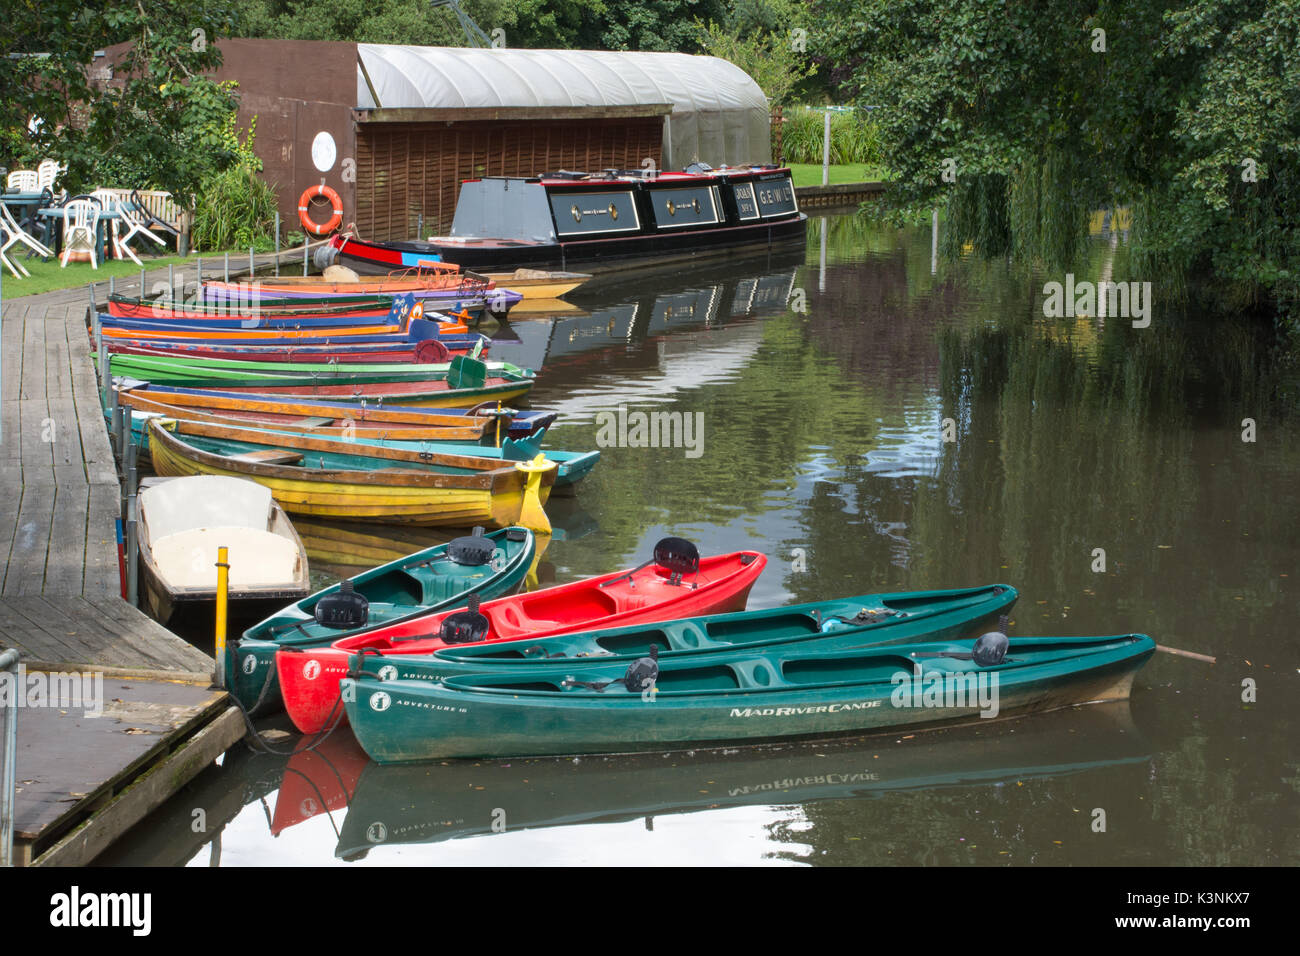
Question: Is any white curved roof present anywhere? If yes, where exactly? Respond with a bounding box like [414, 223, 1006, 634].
[357, 45, 767, 114]
[356, 45, 772, 167]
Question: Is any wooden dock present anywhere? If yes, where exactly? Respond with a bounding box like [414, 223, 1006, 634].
[1, 274, 248, 866]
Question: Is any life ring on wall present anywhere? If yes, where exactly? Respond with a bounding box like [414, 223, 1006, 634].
[298, 184, 344, 235]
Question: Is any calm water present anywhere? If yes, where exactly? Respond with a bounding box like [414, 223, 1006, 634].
[105, 211, 1300, 866]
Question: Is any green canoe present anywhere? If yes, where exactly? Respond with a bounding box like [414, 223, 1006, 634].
[96, 351, 535, 388]
[231, 527, 537, 714]
[345, 583, 1017, 685]
[343, 632, 1154, 761]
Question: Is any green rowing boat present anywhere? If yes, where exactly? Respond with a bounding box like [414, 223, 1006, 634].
[230, 527, 538, 714]
[342, 632, 1154, 761]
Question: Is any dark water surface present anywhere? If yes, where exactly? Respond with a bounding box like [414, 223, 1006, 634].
[105, 211, 1300, 866]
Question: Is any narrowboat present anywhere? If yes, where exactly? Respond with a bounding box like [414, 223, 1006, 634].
[328, 165, 807, 273]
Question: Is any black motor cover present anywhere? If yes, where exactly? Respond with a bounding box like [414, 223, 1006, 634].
[448, 526, 496, 566]
[653, 537, 699, 577]
[439, 594, 491, 645]
[314, 579, 369, 630]
[621, 644, 659, 693]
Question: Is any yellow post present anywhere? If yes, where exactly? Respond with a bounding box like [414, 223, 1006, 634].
[214, 545, 230, 689]
[513, 454, 556, 535]
[495, 401, 503, 448]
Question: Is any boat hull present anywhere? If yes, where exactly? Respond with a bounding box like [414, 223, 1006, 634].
[229, 527, 537, 714]
[344, 634, 1155, 761]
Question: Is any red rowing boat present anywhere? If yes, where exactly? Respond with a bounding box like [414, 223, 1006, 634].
[274, 540, 767, 734]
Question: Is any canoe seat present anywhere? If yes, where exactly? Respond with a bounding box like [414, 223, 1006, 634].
[229, 448, 305, 465]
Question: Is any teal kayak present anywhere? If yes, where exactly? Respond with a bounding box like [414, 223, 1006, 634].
[231, 526, 536, 714]
[343, 632, 1154, 761]
[345, 583, 1018, 685]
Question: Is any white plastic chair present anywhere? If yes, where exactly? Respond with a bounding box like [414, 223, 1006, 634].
[6, 170, 38, 192]
[60, 199, 99, 269]
[113, 197, 166, 265]
[36, 160, 64, 192]
[0, 200, 54, 278]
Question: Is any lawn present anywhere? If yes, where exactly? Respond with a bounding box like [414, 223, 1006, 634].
[788, 163, 892, 188]
[0, 247, 287, 299]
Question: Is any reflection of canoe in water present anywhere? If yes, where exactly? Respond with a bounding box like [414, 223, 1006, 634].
[334, 703, 1149, 858]
[271, 733, 372, 837]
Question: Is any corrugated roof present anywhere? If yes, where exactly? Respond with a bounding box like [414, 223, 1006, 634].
[355, 45, 767, 115]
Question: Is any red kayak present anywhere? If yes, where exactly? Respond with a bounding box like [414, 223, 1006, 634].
[275, 540, 767, 734]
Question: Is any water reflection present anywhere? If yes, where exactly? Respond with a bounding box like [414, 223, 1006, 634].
[105, 209, 1300, 866]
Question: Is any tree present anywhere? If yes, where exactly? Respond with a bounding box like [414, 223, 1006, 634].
[0, 0, 244, 204]
[813, 0, 1300, 322]
[696, 0, 818, 107]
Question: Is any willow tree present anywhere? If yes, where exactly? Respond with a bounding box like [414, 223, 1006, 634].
[814, 0, 1300, 323]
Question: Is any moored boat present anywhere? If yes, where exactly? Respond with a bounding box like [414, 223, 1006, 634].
[136, 475, 310, 625]
[328, 165, 806, 274]
[342, 633, 1156, 761]
[114, 384, 553, 441]
[480, 269, 592, 299]
[342, 583, 1019, 686]
[146, 417, 557, 532]
[229, 526, 537, 714]
[275, 538, 768, 734]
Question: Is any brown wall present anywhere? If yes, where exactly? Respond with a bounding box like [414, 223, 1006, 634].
[207, 40, 359, 240]
[356, 118, 665, 240]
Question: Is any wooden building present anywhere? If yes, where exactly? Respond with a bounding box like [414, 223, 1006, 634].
[105, 40, 772, 242]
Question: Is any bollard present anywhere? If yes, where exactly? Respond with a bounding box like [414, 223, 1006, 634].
[1, 647, 18, 868]
[822, 110, 831, 187]
[126, 441, 138, 500]
[168, 263, 174, 299]
[303, 237, 309, 276]
[249, 245, 254, 278]
[125, 495, 139, 607]
[111, 402, 124, 463]
[139, 267, 145, 296]
[274, 211, 281, 278]
[214, 545, 229, 688]
[224, 252, 229, 283]
[109, 275, 114, 297]
[87, 282, 94, 312]
[97, 338, 108, 409]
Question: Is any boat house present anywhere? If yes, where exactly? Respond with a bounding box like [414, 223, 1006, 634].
[101, 40, 773, 242]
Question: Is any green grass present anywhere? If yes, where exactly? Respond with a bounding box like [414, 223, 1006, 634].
[0, 248, 275, 299]
[789, 163, 892, 188]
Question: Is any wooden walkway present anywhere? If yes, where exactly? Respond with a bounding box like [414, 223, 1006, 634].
[1, 266, 255, 864]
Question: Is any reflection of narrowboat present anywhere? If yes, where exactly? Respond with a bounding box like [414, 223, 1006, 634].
[330, 165, 807, 273]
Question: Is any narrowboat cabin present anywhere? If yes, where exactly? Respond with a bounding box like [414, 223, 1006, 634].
[331, 165, 807, 273]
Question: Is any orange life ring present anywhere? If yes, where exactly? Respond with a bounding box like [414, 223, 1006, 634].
[298, 185, 344, 235]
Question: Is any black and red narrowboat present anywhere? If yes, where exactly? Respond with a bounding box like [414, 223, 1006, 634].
[330, 165, 807, 274]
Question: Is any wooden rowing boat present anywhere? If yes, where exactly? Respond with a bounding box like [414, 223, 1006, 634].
[480, 270, 592, 299]
[136, 475, 310, 625]
[228, 526, 537, 714]
[343, 632, 1155, 761]
[97, 352, 536, 409]
[104, 333, 486, 364]
[97, 314, 471, 340]
[146, 417, 557, 532]
[275, 539, 768, 734]
[115, 385, 554, 438]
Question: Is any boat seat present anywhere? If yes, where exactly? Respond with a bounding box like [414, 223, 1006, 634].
[151, 526, 302, 590]
[141, 475, 274, 540]
[294, 417, 337, 429]
[229, 448, 305, 465]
